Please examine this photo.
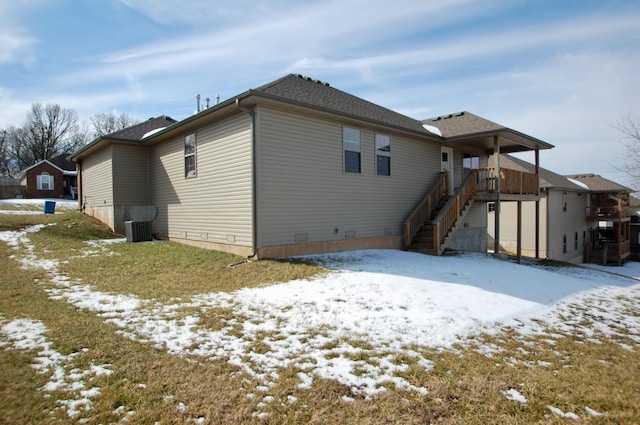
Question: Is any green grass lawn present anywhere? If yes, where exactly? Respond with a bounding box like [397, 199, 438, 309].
[0, 211, 638, 424]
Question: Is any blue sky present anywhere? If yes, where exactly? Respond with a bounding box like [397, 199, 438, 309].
[2, 0, 639, 185]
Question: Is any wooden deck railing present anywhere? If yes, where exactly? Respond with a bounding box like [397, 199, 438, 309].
[403, 172, 448, 249]
[587, 240, 631, 265]
[476, 168, 538, 195]
[586, 205, 630, 219]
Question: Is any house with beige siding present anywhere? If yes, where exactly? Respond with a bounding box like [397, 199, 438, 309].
[486, 154, 590, 263]
[71, 74, 554, 259]
[487, 155, 634, 265]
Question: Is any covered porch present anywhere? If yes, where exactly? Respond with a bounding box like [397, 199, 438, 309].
[407, 112, 554, 259]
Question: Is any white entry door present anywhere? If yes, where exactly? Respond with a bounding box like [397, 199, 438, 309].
[441, 146, 454, 195]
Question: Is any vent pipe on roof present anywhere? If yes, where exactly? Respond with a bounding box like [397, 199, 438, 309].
[195, 93, 201, 114]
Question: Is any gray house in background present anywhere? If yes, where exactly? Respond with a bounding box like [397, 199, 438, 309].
[71, 74, 553, 259]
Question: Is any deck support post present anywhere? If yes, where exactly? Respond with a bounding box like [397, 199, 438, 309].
[493, 135, 501, 255]
[517, 201, 522, 263]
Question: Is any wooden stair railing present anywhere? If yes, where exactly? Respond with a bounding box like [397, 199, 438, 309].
[403, 172, 448, 250]
[430, 170, 478, 254]
[403, 170, 478, 254]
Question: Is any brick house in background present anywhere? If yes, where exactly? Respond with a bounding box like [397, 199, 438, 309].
[20, 153, 78, 199]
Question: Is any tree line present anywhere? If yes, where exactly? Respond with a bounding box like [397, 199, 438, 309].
[0, 103, 139, 178]
[1, 102, 639, 194]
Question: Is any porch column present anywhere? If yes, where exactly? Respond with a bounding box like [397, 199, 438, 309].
[517, 201, 522, 263]
[493, 135, 501, 255]
[534, 149, 540, 259]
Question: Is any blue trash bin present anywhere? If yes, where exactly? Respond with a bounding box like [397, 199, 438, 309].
[44, 201, 56, 214]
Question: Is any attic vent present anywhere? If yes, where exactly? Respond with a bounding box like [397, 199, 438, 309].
[125, 221, 152, 242]
[433, 112, 465, 121]
[296, 74, 330, 87]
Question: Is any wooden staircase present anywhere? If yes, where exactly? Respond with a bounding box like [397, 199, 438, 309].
[409, 195, 450, 254]
[404, 171, 477, 256]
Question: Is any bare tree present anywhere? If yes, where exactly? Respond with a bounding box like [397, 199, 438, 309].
[8, 103, 88, 171]
[617, 115, 640, 193]
[90, 112, 140, 137]
[0, 128, 17, 177]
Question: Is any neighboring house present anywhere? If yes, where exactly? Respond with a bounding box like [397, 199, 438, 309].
[486, 154, 590, 264]
[70, 74, 553, 259]
[20, 153, 78, 199]
[630, 196, 640, 261]
[566, 174, 632, 265]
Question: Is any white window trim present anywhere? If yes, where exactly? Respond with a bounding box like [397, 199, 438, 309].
[37, 173, 54, 190]
[343, 127, 361, 174]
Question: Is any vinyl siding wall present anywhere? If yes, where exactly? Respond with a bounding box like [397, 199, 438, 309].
[80, 145, 115, 229]
[149, 113, 253, 248]
[546, 190, 588, 263]
[255, 107, 441, 249]
[113, 145, 150, 205]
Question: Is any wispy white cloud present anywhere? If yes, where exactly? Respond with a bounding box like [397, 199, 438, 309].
[0, 0, 44, 65]
[2, 0, 640, 184]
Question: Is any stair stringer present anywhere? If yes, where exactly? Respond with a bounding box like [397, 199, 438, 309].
[439, 198, 475, 253]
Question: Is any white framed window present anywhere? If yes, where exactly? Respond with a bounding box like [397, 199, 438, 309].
[184, 133, 197, 178]
[37, 172, 54, 190]
[375, 133, 390, 176]
[343, 127, 361, 174]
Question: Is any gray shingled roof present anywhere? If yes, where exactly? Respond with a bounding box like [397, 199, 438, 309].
[494, 154, 586, 191]
[565, 174, 632, 193]
[107, 116, 177, 140]
[48, 153, 75, 171]
[252, 74, 430, 135]
[423, 111, 504, 138]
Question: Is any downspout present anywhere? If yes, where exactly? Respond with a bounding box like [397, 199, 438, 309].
[236, 98, 258, 259]
[76, 160, 83, 210]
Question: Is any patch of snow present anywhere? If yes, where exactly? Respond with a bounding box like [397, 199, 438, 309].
[422, 124, 443, 136]
[585, 406, 604, 416]
[567, 178, 590, 190]
[547, 405, 580, 420]
[0, 198, 78, 212]
[502, 388, 528, 404]
[142, 127, 166, 138]
[0, 316, 111, 419]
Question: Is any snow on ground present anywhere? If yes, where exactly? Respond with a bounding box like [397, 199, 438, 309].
[0, 316, 112, 419]
[1, 205, 640, 416]
[0, 198, 78, 214]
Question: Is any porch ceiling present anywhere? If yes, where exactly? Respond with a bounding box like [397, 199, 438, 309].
[445, 129, 553, 154]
